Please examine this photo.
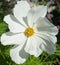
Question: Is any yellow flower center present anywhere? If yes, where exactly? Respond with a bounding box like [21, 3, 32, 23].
[25, 27, 34, 37]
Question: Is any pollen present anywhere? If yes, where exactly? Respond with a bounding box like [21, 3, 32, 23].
[25, 27, 34, 37]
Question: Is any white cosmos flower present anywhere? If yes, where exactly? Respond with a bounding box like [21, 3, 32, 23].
[1, 1, 58, 64]
[46, 0, 56, 13]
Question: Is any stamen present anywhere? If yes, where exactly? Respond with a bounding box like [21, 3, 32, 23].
[25, 27, 34, 37]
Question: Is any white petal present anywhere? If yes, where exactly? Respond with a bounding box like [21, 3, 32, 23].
[13, 1, 30, 26]
[48, 6, 56, 13]
[14, 1, 30, 17]
[10, 45, 29, 64]
[4, 15, 26, 33]
[27, 5, 47, 27]
[1, 32, 27, 46]
[35, 33, 56, 54]
[41, 43, 56, 54]
[34, 17, 58, 35]
[24, 35, 43, 57]
[35, 32, 57, 44]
